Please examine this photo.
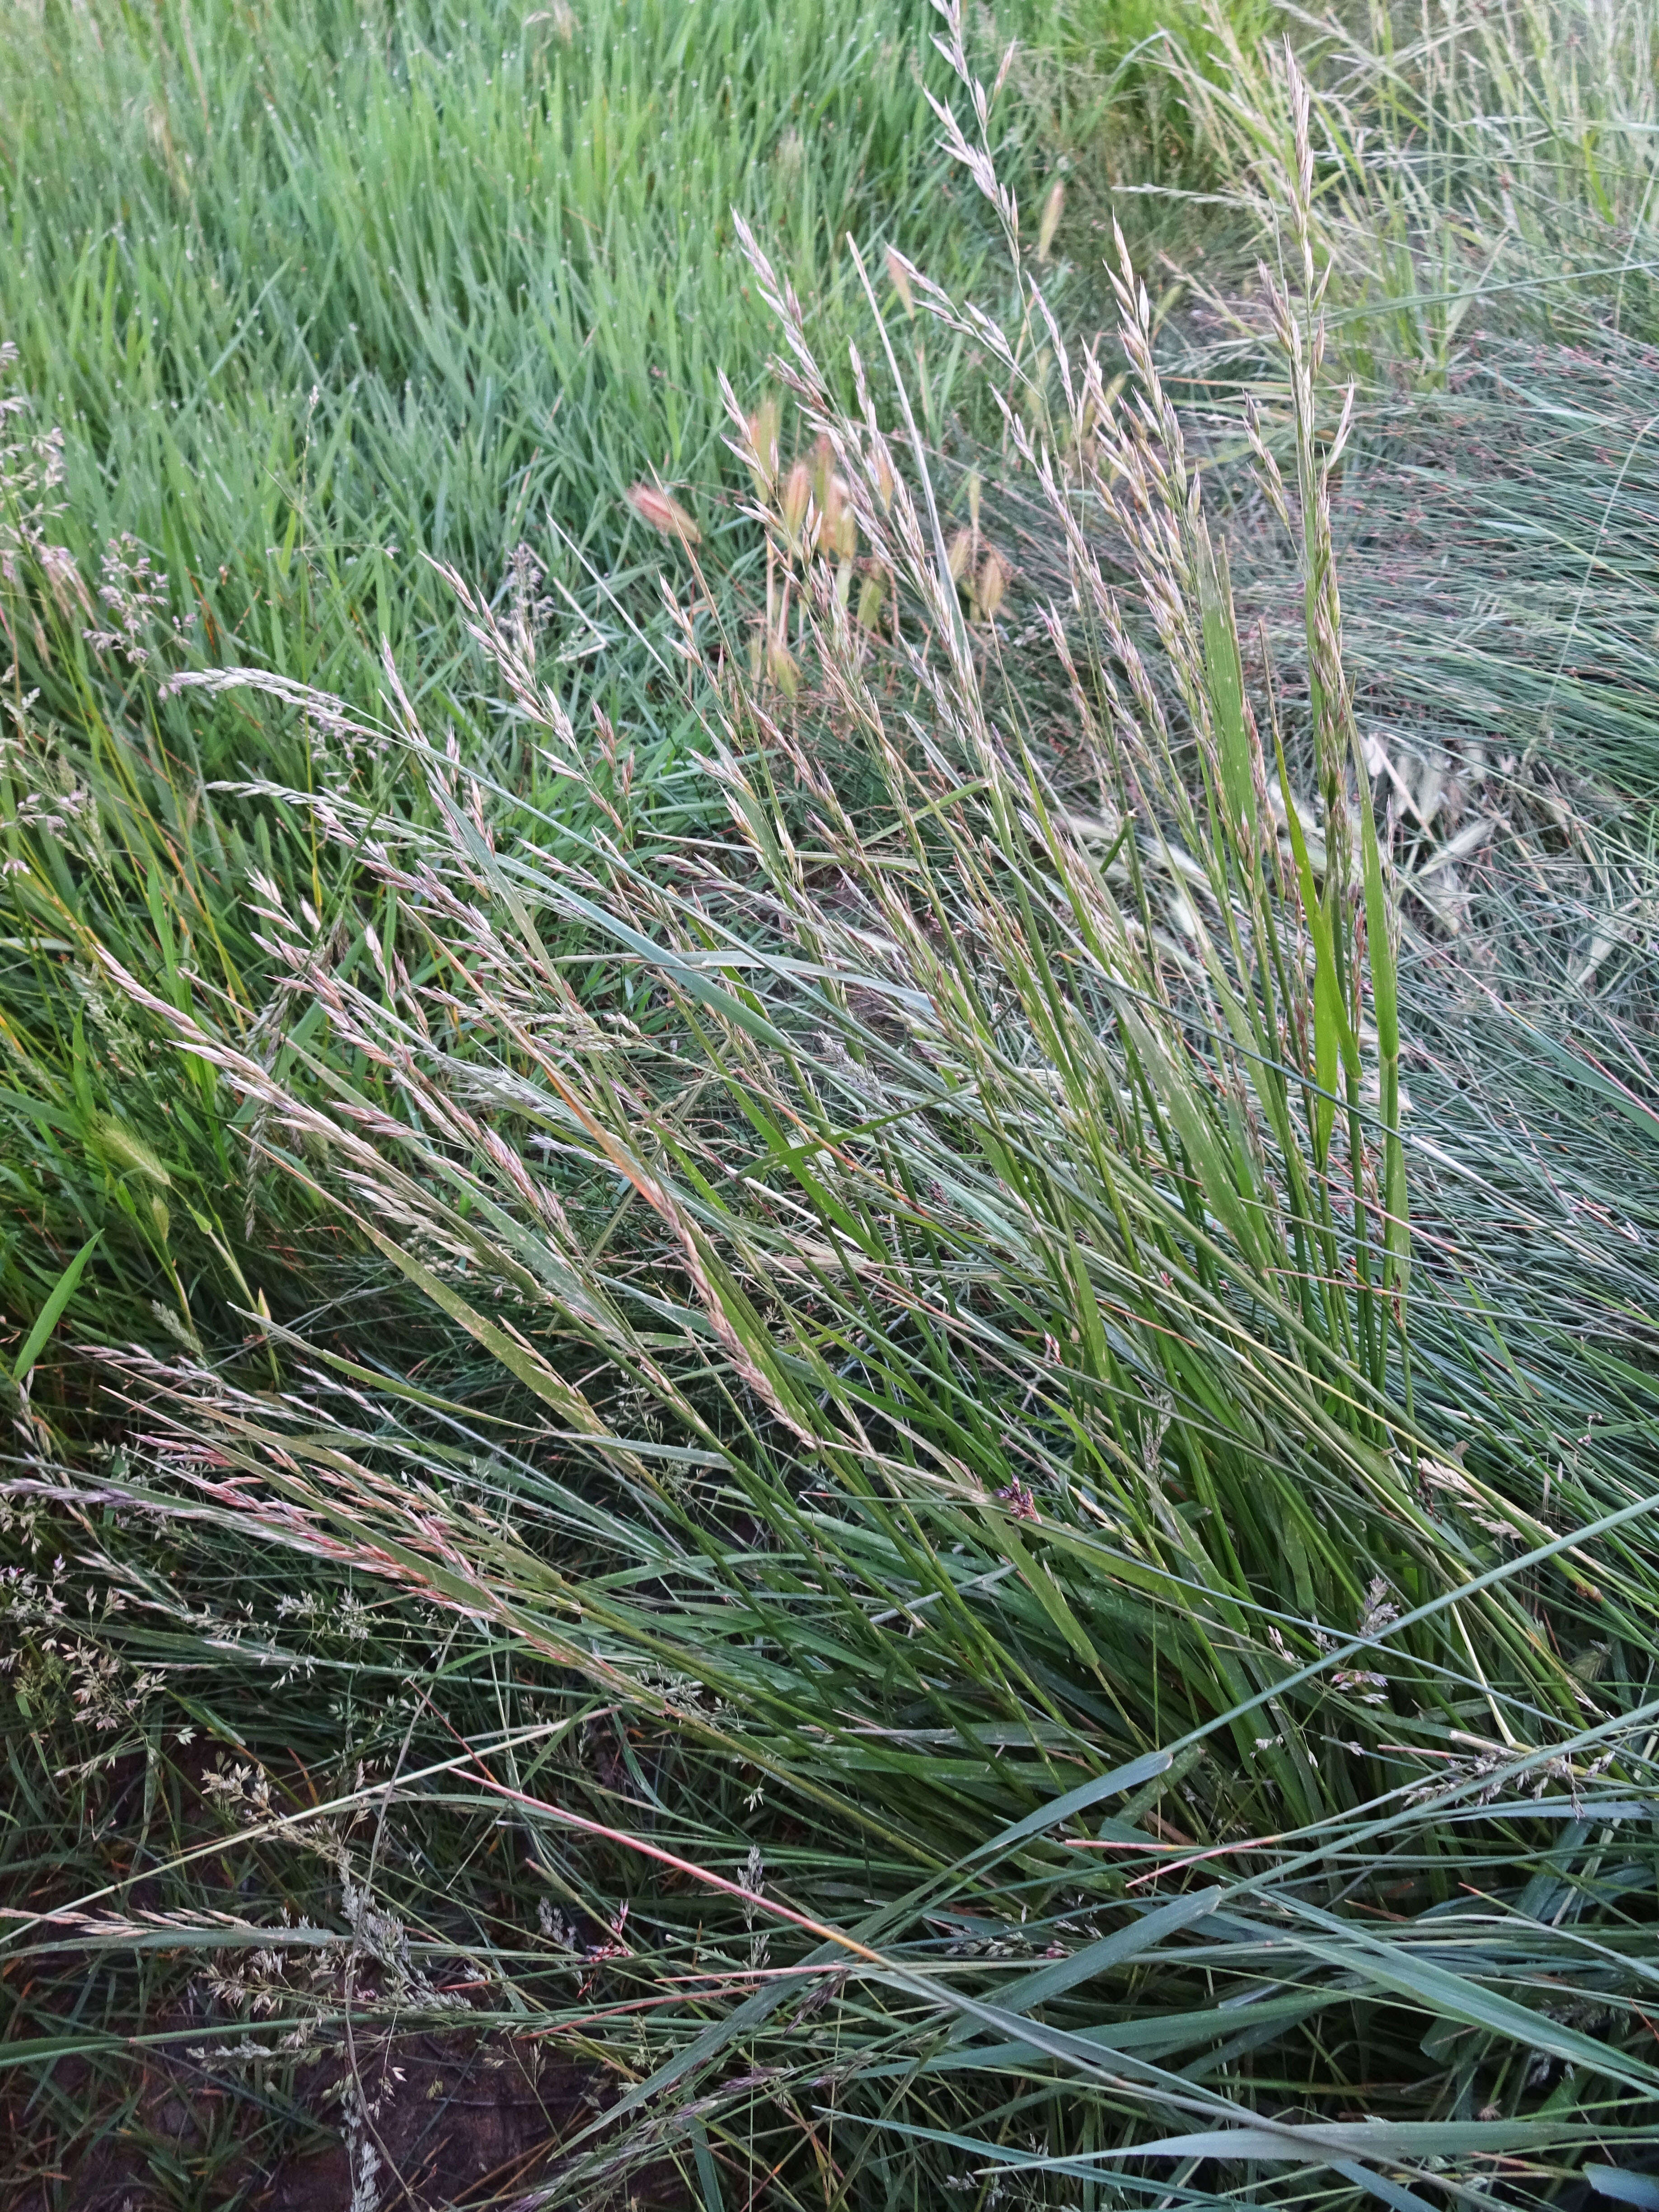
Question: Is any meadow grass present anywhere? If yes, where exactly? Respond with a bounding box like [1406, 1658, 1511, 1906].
[0, 0, 1112, 1381]
[1, 0, 1023, 726]
[2, 0, 1659, 2204]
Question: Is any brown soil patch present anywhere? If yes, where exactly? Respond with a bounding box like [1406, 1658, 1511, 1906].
[6, 2027, 674, 2212]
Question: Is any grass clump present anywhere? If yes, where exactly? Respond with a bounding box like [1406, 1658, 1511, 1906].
[1181, 0, 1659, 366]
[2, 0, 1659, 2204]
[6, 28, 1655, 2204]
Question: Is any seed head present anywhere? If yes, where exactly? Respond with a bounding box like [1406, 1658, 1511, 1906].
[626, 484, 700, 545]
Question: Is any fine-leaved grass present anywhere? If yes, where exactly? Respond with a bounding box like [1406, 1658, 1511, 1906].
[4, 3, 1658, 2203]
[7, 26, 1654, 2204]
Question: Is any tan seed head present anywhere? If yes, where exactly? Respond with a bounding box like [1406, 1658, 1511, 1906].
[626, 484, 700, 545]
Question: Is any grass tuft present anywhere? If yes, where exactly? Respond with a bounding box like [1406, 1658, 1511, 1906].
[2, 1, 1658, 2203]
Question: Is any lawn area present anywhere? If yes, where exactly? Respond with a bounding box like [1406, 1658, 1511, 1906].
[2, 0, 1659, 2205]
